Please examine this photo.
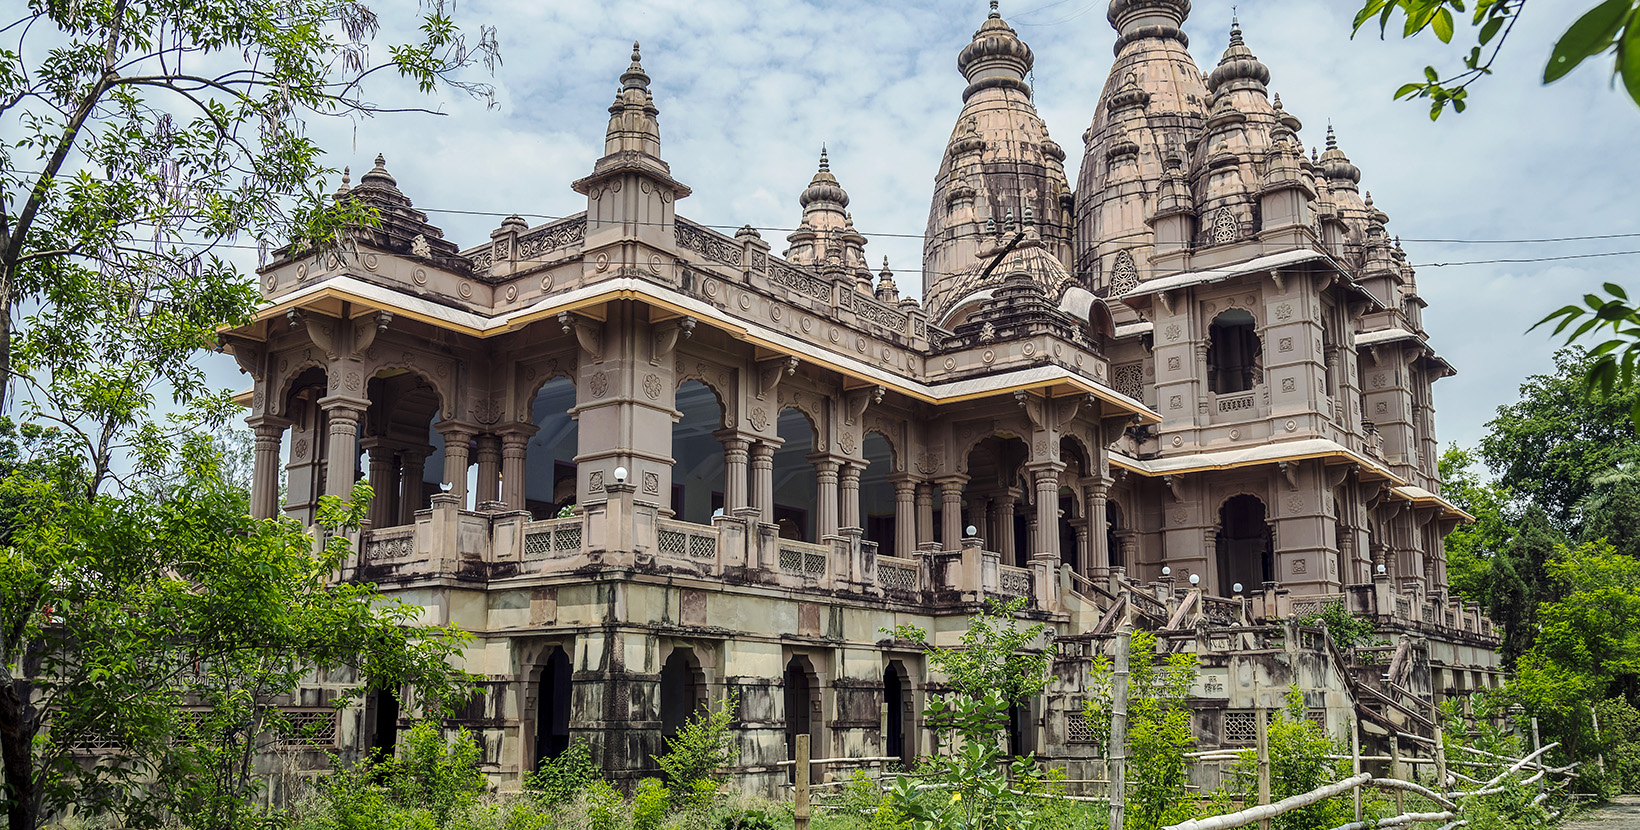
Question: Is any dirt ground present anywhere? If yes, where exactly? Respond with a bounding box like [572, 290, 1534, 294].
[1562, 795, 1640, 829]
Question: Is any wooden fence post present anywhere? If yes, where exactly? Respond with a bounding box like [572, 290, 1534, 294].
[1434, 719, 1448, 794]
[1390, 735, 1404, 815]
[1255, 705, 1271, 830]
[1110, 626, 1131, 830]
[795, 733, 810, 830]
[1351, 714, 1363, 822]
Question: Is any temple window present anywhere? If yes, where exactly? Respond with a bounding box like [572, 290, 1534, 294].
[1207, 309, 1262, 394]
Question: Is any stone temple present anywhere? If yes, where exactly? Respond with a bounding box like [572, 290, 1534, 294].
[222, 0, 1500, 794]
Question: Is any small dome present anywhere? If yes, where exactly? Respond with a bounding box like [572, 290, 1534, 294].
[1206, 20, 1270, 93]
[957, 3, 1034, 86]
[1319, 125, 1361, 184]
[798, 146, 850, 209]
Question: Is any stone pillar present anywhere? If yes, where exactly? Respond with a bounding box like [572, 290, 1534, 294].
[1029, 465, 1063, 561]
[938, 477, 966, 551]
[320, 397, 368, 500]
[499, 425, 536, 511]
[247, 416, 289, 520]
[1085, 477, 1111, 577]
[1075, 525, 1090, 576]
[811, 455, 841, 539]
[399, 446, 430, 524]
[890, 475, 917, 560]
[986, 496, 1004, 555]
[437, 422, 475, 505]
[716, 430, 751, 512]
[996, 490, 1019, 565]
[474, 434, 503, 507]
[364, 442, 396, 527]
[839, 462, 863, 529]
[915, 482, 935, 548]
[751, 440, 778, 524]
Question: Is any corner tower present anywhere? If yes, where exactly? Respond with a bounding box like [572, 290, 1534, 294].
[1074, 0, 1208, 299]
[922, 2, 1074, 324]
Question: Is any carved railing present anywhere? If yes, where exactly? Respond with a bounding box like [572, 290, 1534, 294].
[1216, 391, 1257, 414]
[777, 539, 829, 578]
[362, 525, 415, 563]
[1286, 593, 1345, 619]
[522, 517, 583, 560]
[876, 555, 920, 593]
[656, 519, 719, 566]
[674, 220, 743, 268]
[995, 564, 1033, 599]
[1201, 595, 1245, 627]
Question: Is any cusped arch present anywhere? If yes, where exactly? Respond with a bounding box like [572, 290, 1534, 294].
[364, 360, 452, 417]
[778, 402, 823, 446]
[521, 359, 579, 424]
[863, 424, 899, 471]
[272, 356, 329, 417]
[676, 373, 731, 430]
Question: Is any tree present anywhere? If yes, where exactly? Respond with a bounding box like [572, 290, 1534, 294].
[1083, 629, 1199, 830]
[1439, 444, 1514, 604]
[0, 445, 474, 830]
[888, 596, 1054, 707]
[1505, 540, 1640, 767]
[0, 0, 499, 413]
[1581, 464, 1640, 556]
[1352, 0, 1640, 119]
[1478, 348, 1640, 532]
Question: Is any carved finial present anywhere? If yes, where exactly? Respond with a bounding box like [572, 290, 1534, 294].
[1365, 190, 1374, 207]
[986, 215, 997, 235]
[374, 153, 386, 168]
[1229, 14, 1243, 47]
[341, 166, 351, 186]
[989, 0, 999, 18]
[1004, 208, 1015, 233]
[1023, 205, 1034, 227]
[1326, 122, 1337, 149]
[819, 144, 830, 172]
[1272, 92, 1283, 110]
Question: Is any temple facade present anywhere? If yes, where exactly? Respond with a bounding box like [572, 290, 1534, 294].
[222, 1, 1499, 795]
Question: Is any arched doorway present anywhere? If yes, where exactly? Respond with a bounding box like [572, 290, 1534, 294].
[362, 370, 441, 528]
[1216, 494, 1274, 597]
[1107, 501, 1126, 569]
[861, 433, 896, 555]
[961, 435, 1028, 564]
[658, 647, 705, 745]
[282, 366, 329, 524]
[533, 646, 573, 768]
[774, 408, 818, 541]
[522, 377, 579, 519]
[367, 685, 400, 761]
[883, 661, 912, 768]
[784, 655, 821, 782]
[671, 381, 727, 524]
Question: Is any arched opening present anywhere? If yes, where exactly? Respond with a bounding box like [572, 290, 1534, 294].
[784, 655, 821, 782]
[961, 435, 1028, 564]
[1006, 700, 1034, 758]
[524, 377, 579, 519]
[533, 646, 573, 768]
[672, 381, 726, 525]
[861, 433, 896, 555]
[1207, 309, 1261, 394]
[1059, 488, 1078, 569]
[1216, 495, 1274, 597]
[1107, 500, 1126, 569]
[658, 647, 705, 746]
[282, 366, 329, 524]
[774, 408, 818, 541]
[883, 661, 912, 768]
[362, 370, 441, 528]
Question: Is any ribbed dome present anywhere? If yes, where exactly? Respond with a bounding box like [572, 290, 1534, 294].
[798, 147, 850, 209]
[957, 2, 1034, 102]
[1319, 125, 1361, 184]
[1206, 20, 1270, 93]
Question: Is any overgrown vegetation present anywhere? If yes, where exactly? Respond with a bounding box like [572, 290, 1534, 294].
[1083, 629, 1199, 830]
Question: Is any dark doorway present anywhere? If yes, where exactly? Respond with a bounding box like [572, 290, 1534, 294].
[1216, 495, 1274, 597]
[784, 655, 820, 783]
[1006, 701, 1033, 758]
[369, 686, 400, 761]
[1059, 491, 1078, 569]
[659, 648, 703, 745]
[534, 646, 572, 768]
[1107, 501, 1125, 569]
[884, 662, 911, 768]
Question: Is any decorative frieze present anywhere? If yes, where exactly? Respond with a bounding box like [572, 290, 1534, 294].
[675, 220, 743, 267]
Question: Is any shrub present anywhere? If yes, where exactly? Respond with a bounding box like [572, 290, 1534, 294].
[631, 778, 671, 830]
[655, 691, 739, 807]
[583, 778, 626, 830]
[1219, 688, 1353, 830]
[523, 735, 598, 806]
[379, 721, 487, 823]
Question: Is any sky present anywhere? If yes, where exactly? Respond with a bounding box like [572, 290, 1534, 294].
[201, 0, 1640, 455]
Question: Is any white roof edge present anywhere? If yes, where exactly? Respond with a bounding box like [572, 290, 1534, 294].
[1353, 327, 1422, 347]
[1110, 437, 1399, 480]
[1127, 249, 1333, 296]
[262, 275, 1147, 407]
[1115, 321, 1154, 338]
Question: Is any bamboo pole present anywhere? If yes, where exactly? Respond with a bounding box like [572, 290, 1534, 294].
[1165, 773, 1372, 830]
[1390, 735, 1404, 815]
[1351, 713, 1362, 822]
[1592, 706, 1607, 777]
[1110, 626, 1131, 830]
[1435, 718, 1448, 791]
[1256, 705, 1271, 830]
[795, 734, 811, 830]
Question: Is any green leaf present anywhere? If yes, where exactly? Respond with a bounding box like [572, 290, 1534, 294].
[1605, 283, 1629, 301]
[1395, 82, 1426, 99]
[1426, 64, 1442, 82]
[1434, 7, 1456, 42]
[1620, 13, 1640, 106]
[1479, 14, 1505, 44]
[1544, 0, 1632, 83]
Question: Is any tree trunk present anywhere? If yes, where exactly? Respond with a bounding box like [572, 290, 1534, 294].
[0, 679, 38, 830]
